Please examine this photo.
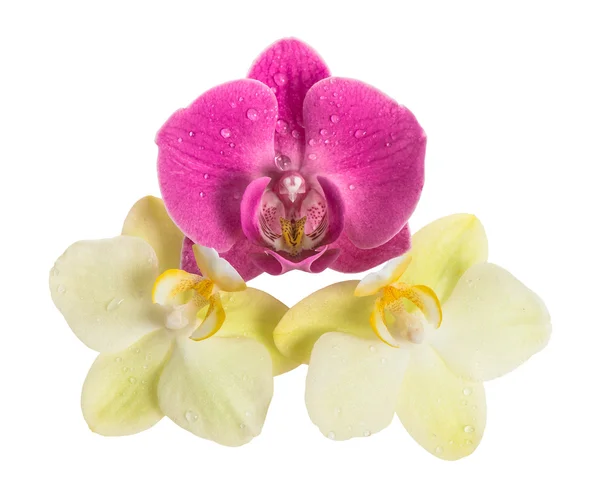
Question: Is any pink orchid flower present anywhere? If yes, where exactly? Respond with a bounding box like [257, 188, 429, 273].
[157, 38, 426, 280]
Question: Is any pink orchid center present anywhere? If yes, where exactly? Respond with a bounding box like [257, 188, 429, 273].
[259, 168, 328, 258]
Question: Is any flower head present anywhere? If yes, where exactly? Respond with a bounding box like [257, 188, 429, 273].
[157, 38, 425, 279]
[274, 214, 551, 459]
[50, 196, 296, 446]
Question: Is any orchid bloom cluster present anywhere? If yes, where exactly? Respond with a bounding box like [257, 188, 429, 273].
[50, 38, 551, 459]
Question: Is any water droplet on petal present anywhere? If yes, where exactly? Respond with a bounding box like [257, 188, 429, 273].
[464, 425, 474, 433]
[238, 96, 244, 102]
[106, 297, 124, 312]
[327, 431, 336, 439]
[239, 423, 246, 429]
[320, 128, 328, 136]
[245, 411, 252, 417]
[386, 142, 392, 147]
[354, 129, 367, 138]
[115, 357, 122, 363]
[319, 95, 327, 100]
[369, 345, 376, 352]
[57, 285, 66, 294]
[203, 173, 210, 179]
[51, 267, 59, 277]
[199, 191, 206, 198]
[308, 153, 317, 160]
[466, 439, 473, 445]
[188, 131, 195, 137]
[275, 119, 289, 134]
[273, 72, 287, 86]
[380, 357, 387, 365]
[220, 128, 231, 138]
[330, 114, 340, 123]
[435, 446, 444, 455]
[230, 101, 237, 108]
[348, 184, 356, 191]
[122, 366, 128, 372]
[460, 400, 468, 406]
[274, 153, 292, 170]
[177, 137, 183, 143]
[363, 430, 371, 437]
[463, 387, 473, 396]
[229, 142, 235, 148]
[308, 138, 317, 146]
[246, 108, 258, 121]
[185, 410, 198, 423]
[128, 377, 137, 384]
[291, 129, 301, 139]
[334, 407, 341, 416]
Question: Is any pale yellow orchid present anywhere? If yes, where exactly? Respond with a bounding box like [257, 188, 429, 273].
[274, 214, 551, 460]
[50, 196, 296, 446]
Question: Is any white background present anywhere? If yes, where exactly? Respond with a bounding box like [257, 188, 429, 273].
[2, 0, 598, 476]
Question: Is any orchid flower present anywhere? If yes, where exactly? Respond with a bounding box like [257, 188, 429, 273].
[50, 196, 296, 446]
[274, 214, 551, 460]
[157, 38, 425, 279]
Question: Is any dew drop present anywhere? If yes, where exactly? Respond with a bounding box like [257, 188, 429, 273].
[185, 410, 198, 423]
[273, 72, 287, 86]
[177, 137, 183, 143]
[348, 184, 356, 191]
[238, 96, 244, 102]
[308, 153, 317, 160]
[51, 267, 59, 277]
[319, 95, 326, 100]
[334, 407, 341, 416]
[239, 423, 246, 429]
[380, 357, 387, 365]
[271, 86, 277, 94]
[188, 131, 195, 137]
[274, 153, 292, 170]
[142, 364, 149, 370]
[115, 357, 122, 363]
[386, 142, 392, 147]
[330, 114, 340, 123]
[291, 129, 301, 139]
[464, 425, 474, 433]
[246, 108, 258, 121]
[122, 366, 128, 372]
[230, 101, 237, 108]
[308, 138, 317, 146]
[465, 439, 473, 445]
[320, 128, 328, 136]
[354, 129, 367, 138]
[229, 142, 235, 148]
[57, 285, 66, 294]
[460, 400, 468, 406]
[435, 446, 444, 455]
[327, 431, 336, 439]
[462, 387, 473, 396]
[199, 191, 206, 198]
[220, 128, 231, 138]
[245, 411, 252, 417]
[369, 345, 376, 352]
[275, 119, 289, 134]
[128, 377, 137, 384]
[203, 173, 210, 179]
[141, 380, 147, 385]
[133, 348, 140, 354]
[363, 430, 371, 437]
[106, 298, 124, 312]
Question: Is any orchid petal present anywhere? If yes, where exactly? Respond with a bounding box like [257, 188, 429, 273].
[396, 345, 486, 461]
[217, 288, 298, 376]
[251, 246, 340, 276]
[157, 337, 273, 446]
[355, 254, 412, 297]
[181, 237, 263, 282]
[274, 281, 376, 364]
[402, 214, 488, 304]
[330, 226, 411, 273]
[240, 176, 275, 246]
[122, 196, 184, 272]
[81, 329, 173, 436]
[152, 269, 203, 307]
[432, 263, 551, 381]
[316, 176, 345, 245]
[192, 244, 246, 292]
[302, 77, 425, 249]
[50, 236, 164, 353]
[248, 38, 330, 167]
[306, 332, 409, 440]
[189, 293, 226, 341]
[157, 79, 278, 251]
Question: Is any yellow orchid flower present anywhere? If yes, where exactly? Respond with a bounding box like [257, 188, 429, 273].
[274, 214, 551, 460]
[50, 196, 297, 446]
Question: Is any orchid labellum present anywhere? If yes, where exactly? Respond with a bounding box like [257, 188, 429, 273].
[157, 38, 425, 279]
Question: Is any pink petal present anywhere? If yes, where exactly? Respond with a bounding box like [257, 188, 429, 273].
[316, 176, 344, 245]
[181, 237, 263, 282]
[248, 38, 330, 168]
[330, 225, 411, 273]
[240, 176, 273, 245]
[250, 247, 340, 276]
[302, 78, 426, 249]
[157, 79, 278, 252]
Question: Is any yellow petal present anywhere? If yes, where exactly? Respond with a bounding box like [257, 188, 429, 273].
[410, 285, 443, 328]
[81, 329, 173, 436]
[355, 254, 412, 297]
[369, 298, 401, 347]
[50, 236, 164, 353]
[217, 288, 298, 376]
[402, 214, 488, 304]
[306, 332, 410, 440]
[192, 244, 246, 292]
[189, 294, 226, 341]
[396, 345, 486, 460]
[432, 263, 551, 381]
[122, 196, 184, 273]
[157, 337, 273, 446]
[274, 281, 377, 364]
